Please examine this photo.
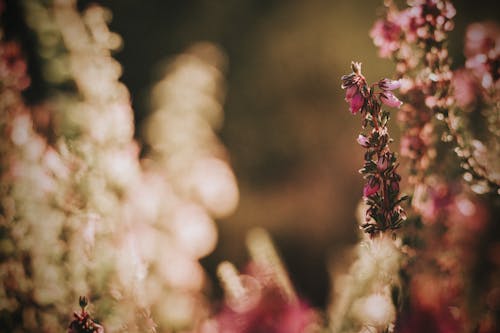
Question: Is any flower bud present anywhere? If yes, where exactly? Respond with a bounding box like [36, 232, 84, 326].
[363, 177, 380, 197]
[380, 92, 403, 108]
[377, 155, 389, 172]
[378, 78, 401, 91]
[390, 179, 400, 193]
[357, 134, 370, 148]
[351, 61, 362, 75]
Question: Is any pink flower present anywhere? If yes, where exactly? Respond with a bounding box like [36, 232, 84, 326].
[380, 91, 403, 108]
[341, 62, 367, 115]
[452, 69, 479, 108]
[378, 78, 401, 91]
[370, 19, 402, 58]
[357, 134, 370, 148]
[363, 177, 380, 197]
[377, 155, 389, 172]
[400, 134, 424, 158]
[345, 86, 364, 114]
[464, 22, 500, 58]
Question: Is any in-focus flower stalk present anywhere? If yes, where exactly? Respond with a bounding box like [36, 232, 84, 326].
[341, 62, 407, 235]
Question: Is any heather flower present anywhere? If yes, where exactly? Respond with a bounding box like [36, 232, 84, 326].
[341, 63, 367, 114]
[370, 19, 402, 58]
[390, 179, 400, 193]
[346, 88, 364, 114]
[363, 177, 380, 198]
[464, 22, 500, 58]
[357, 134, 370, 148]
[452, 69, 480, 108]
[380, 91, 403, 108]
[341, 62, 406, 234]
[378, 78, 401, 91]
[377, 154, 390, 172]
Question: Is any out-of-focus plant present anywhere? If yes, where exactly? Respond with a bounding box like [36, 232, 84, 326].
[0, 0, 238, 332]
[2, 0, 499, 332]
[369, 1, 500, 332]
[201, 228, 321, 333]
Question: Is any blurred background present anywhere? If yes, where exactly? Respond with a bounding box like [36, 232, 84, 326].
[11, 0, 500, 309]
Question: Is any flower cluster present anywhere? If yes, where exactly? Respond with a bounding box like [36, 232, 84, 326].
[451, 22, 500, 194]
[371, 0, 455, 184]
[1, 1, 238, 332]
[400, 179, 496, 332]
[371, 0, 499, 194]
[341, 62, 407, 235]
[370, 1, 500, 332]
[370, 0, 455, 72]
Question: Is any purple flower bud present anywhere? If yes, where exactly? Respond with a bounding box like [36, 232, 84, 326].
[357, 134, 370, 148]
[363, 178, 380, 197]
[378, 78, 401, 91]
[390, 180, 400, 193]
[380, 91, 403, 108]
[377, 155, 389, 172]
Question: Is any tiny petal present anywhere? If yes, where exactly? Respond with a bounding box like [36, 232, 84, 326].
[378, 78, 401, 91]
[341, 73, 357, 89]
[380, 92, 403, 108]
[345, 85, 358, 99]
[351, 61, 362, 75]
[357, 134, 370, 148]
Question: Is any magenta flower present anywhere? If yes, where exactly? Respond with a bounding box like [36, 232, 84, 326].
[345, 86, 364, 114]
[378, 78, 401, 91]
[363, 177, 380, 197]
[380, 91, 403, 108]
[341, 63, 366, 115]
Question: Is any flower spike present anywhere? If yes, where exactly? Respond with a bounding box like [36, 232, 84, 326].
[341, 62, 407, 235]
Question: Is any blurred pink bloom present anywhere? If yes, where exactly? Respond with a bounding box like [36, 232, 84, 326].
[395, 7, 424, 43]
[452, 69, 480, 108]
[211, 261, 319, 333]
[464, 22, 500, 89]
[464, 22, 500, 58]
[380, 91, 403, 108]
[370, 19, 402, 58]
[448, 196, 489, 232]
